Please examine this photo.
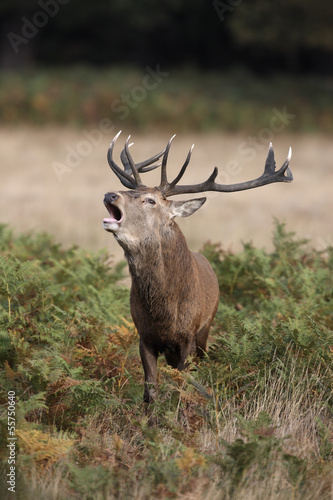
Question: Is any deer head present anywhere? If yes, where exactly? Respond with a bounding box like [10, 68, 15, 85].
[103, 131, 292, 250]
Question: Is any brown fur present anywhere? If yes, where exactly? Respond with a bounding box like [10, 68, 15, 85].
[103, 188, 219, 402]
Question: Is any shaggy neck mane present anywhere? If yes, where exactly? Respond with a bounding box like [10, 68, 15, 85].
[125, 222, 194, 320]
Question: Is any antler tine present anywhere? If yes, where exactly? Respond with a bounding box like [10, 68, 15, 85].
[120, 145, 166, 174]
[161, 143, 293, 197]
[168, 144, 194, 190]
[119, 141, 134, 176]
[160, 134, 176, 189]
[277, 145, 293, 180]
[107, 131, 137, 189]
[260, 143, 293, 183]
[137, 148, 166, 172]
[139, 162, 162, 173]
[125, 136, 143, 186]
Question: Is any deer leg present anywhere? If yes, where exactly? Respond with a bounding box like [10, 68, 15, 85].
[139, 339, 158, 403]
[196, 326, 210, 358]
[177, 340, 197, 371]
[164, 345, 180, 369]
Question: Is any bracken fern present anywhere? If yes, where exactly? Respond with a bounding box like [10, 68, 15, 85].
[0, 221, 332, 500]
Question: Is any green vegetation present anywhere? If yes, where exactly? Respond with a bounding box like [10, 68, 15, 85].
[0, 221, 332, 499]
[1, 67, 332, 133]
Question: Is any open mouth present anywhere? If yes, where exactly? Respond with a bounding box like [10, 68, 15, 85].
[103, 202, 123, 228]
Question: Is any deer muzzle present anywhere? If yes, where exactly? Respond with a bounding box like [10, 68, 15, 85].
[103, 192, 123, 232]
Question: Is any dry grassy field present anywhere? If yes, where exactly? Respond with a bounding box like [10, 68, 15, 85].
[1, 126, 332, 262]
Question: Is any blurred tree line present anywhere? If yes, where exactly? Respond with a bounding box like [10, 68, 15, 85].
[0, 0, 332, 74]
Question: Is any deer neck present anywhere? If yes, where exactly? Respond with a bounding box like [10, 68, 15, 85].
[125, 223, 193, 313]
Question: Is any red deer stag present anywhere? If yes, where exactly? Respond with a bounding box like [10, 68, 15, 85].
[103, 131, 293, 402]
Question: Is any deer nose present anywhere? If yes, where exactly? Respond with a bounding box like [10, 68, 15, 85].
[104, 192, 119, 204]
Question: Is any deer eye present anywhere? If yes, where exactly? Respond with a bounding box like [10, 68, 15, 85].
[144, 198, 156, 205]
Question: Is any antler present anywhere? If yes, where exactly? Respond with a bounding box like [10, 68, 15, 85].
[107, 131, 165, 189]
[107, 132, 293, 196]
[158, 140, 293, 197]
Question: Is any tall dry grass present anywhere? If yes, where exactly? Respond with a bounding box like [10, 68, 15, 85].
[19, 357, 332, 500]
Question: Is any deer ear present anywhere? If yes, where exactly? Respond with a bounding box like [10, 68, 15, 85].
[169, 197, 206, 219]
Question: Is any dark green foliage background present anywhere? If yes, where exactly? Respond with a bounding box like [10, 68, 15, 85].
[1, 0, 333, 74]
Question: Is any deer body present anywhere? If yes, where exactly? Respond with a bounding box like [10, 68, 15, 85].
[104, 188, 219, 402]
[103, 132, 293, 402]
